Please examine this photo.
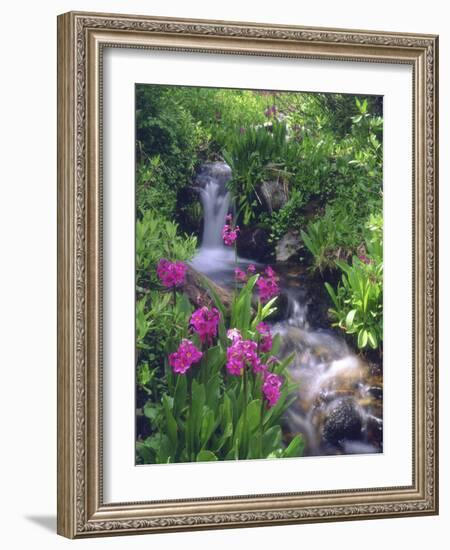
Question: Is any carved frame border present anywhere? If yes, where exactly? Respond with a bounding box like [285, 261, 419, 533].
[57, 11, 438, 538]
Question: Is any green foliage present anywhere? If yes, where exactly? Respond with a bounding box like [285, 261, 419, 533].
[137, 276, 304, 464]
[223, 121, 291, 224]
[266, 190, 306, 245]
[324, 214, 383, 350]
[136, 85, 206, 220]
[300, 202, 365, 272]
[136, 210, 197, 288]
[135, 210, 197, 431]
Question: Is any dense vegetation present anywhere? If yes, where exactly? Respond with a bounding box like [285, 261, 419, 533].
[135, 85, 383, 464]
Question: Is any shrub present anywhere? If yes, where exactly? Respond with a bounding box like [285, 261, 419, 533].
[324, 214, 383, 350]
[223, 121, 291, 224]
[136, 85, 205, 220]
[136, 211, 197, 288]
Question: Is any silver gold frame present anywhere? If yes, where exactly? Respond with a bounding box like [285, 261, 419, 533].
[57, 11, 439, 538]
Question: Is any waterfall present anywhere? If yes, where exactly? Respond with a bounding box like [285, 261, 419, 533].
[190, 162, 250, 285]
[195, 162, 232, 249]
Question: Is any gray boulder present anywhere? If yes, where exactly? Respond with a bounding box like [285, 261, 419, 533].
[275, 230, 301, 262]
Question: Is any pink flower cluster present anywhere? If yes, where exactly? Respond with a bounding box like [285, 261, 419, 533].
[190, 306, 220, 345]
[225, 328, 266, 375]
[234, 263, 256, 283]
[156, 258, 186, 288]
[222, 214, 240, 246]
[168, 339, 203, 374]
[262, 372, 283, 408]
[358, 254, 373, 265]
[264, 104, 278, 118]
[256, 266, 279, 303]
[256, 322, 273, 353]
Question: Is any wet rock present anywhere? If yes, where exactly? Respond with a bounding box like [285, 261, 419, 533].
[276, 230, 301, 262]
[260, 180, 288, 213]
[236, 226, 273, 262]
[322, 398, 363, 445]
[184, 265, 233, 311]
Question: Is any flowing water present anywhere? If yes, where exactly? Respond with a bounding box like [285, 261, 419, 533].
[191, 162, 383, 456]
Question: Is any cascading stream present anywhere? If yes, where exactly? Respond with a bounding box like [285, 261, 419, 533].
[190, 162, 252, 285]
[190, 162, 383, 456]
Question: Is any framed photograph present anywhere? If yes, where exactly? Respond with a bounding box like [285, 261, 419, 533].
[57, 11, 439, 538]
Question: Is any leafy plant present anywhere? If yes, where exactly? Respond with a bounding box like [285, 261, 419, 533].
[324, 215, 383, 350]
[223, 121, 291, 224]
[136, 84, 205, 221]
[136, 211, 197, 288]
[137, 274, 304, 464]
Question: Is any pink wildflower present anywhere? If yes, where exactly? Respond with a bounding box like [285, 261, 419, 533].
[256, 266, 279, 303]
[247, 264, 256, 274]
[225, 334, 261, 375]
[190, 306, 220, 345]
[264, 105, 277, 118]
[234, 267, 247, 282]
[227, 328, 242, 343]
[256, 322, 273, 353]
[256, 276, 279, 303]
[359, 254, 372, 265]
[156, 258, 186, 288]
[262, 372, 283, 408]
[253, 361, 268, 374]
[169, 339, 202, 374]
[222, 217, 240, 246]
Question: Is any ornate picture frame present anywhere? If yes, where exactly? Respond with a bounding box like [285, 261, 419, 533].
[57, 11, 439, 538]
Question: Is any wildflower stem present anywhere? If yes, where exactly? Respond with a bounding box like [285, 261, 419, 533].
[243, 368, 248, 458]
[259, 389, 265, 457]
[234, 243, 238, 296]
[172, 287, 177, 307]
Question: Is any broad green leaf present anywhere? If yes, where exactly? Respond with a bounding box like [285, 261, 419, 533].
[173, 374, 187, 418]
[345, 309, 357, 329]
[357, 329, 368, 349]
[368, 330, 378, 349]
[282, 434, 305, 458]
[136, 441, 152, 463]
[196, 450, 218, 462]
[200, 407, 216, 448]
[246, 399, 262, 433]
[262, 425, 282, 456]
[162, 395, 178, 455]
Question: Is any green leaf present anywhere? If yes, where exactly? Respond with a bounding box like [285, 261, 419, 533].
[200, 407, 216, 448]
[246, 399, 262, 433]
[137, 363, 151, 387]
[262, 425, 282, 456]
[271, 333, 282, 356]
[173, 374, 187, 418]
[345, 309, 357, 329]
[196, 450, 218, 462]
[189, 379, 206, 454]
[324, 282, 339, 309]
[357, 329, 368, 348]
[367, 330, 378, 349]
[136, 441, 152, 463]
[282, 435, 305, 458]
[143, 403, 159, 422]
[162, 395, 178, 456]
